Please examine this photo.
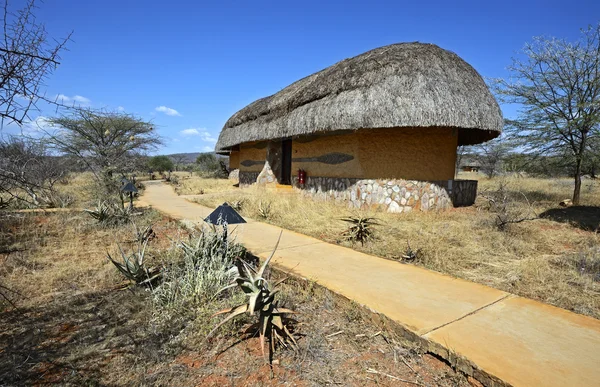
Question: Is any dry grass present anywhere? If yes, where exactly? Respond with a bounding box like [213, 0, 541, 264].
[192, 176, 600, 319]
[169, 174, 238, 196]
[0, 179, 467, 385]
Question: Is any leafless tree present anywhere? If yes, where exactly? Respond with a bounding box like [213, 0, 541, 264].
[455, 145, 468, 176]
[169, 154, 188, 171]
[494, 24, 600, 204]
[0, 136, 69, 207]
[474, 137, 510, 178]
[0, 0, 70, 126]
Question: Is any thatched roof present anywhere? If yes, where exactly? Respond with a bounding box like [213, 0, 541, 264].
[216, 42, 502, 152]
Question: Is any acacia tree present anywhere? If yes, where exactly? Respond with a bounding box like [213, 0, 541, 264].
[474, 138, 511, 178]
[169, 153, 188, 171]
[46, 109, 162, 199]
[495, 24, 600, 204]
[148, 155, 174, 173]
[0, 0, 70, 126]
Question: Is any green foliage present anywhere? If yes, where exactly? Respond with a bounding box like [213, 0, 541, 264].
[340, 216, 380, 246]
[148, 155, 174, 173]
[106, 240, 160, 285]
[83, 201, 131, 226]
[47, 109, 162, 202]
[196, 153, 227, 177]
[83, 201, 113, 223]
[208, 235, 297, 363]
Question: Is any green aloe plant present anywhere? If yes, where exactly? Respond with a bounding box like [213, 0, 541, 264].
[107, 240, 160, 285]
[208, 234, 297, 362]
[340, 215, 380, 246]
[84, 201, 113, 223]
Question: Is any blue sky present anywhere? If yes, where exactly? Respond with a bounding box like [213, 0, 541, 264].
[7, 0, 600, 154]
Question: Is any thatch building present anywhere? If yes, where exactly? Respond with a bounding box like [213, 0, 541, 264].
[216, 42, 502, 212]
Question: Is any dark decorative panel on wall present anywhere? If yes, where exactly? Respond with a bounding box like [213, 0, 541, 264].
[292, 152, 354, 165]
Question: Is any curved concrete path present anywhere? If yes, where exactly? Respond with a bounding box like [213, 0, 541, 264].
[142, 181, 600, 387]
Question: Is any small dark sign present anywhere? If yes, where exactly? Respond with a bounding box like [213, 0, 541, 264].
[204, 202, 246, 225]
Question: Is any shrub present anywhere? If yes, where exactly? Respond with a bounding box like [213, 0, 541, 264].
[401, 240, 423, 262]
[340, 215, 380, 246]
[258, 200, 272, 219]
[83, 201, 132, 226]
[231, 198, 246, 212]
[153, 229, 246, 309]
[479, 181, 538, 231]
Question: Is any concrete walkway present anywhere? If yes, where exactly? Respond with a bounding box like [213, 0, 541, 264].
[141, 181, 600, 387]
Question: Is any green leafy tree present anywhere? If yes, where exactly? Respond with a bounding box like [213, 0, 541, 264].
[46, 108, 162, 199]
[494, 24, 600, 204]
[148, 155, 174, 173]
[196, 152, 224, 176]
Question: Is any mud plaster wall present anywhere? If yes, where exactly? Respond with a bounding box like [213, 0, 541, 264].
[292, 128, 458, 181]
[229, 151, 240, 169]
[239, 143, 267, 173]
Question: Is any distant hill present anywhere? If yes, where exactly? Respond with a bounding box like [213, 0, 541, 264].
[165, 152, 228, 164]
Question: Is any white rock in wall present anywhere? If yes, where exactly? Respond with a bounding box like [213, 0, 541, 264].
[421, 192, 430, 211]
[388, 201, 403, 213]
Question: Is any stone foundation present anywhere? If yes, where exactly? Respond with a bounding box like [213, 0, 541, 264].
[239, 171, 260, 185]
[292, 176, 478, 212]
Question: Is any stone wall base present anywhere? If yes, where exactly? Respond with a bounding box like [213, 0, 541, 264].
[239, 171, 260, 186]
[291, 176, 478, 212]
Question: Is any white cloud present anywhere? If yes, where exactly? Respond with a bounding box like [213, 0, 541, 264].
[21, 116, 54, 134]
[117, 106, 125, 112]
[55, 94, 91, 105]
[179, 127, 217, 143]
[202, 145, 213, 152]
[155, 105, 181, 116]
[180, 128, 200, 136]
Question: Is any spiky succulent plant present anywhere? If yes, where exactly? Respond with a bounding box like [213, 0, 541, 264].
[340, 215, 380, 246]
[208, 234, 297, 362]
[84, 201, 113, 223]
[106, 240, 160, 285]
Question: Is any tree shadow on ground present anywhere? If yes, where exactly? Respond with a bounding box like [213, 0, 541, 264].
[0, 289, 179, 386]
[539, 206, 600, 232]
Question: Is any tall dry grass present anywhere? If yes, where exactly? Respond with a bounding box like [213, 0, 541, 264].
[192, 176, 600, 318]
[169, 174, 237, 196]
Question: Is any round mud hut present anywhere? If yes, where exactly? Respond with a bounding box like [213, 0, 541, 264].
[216, 42, 503, 212]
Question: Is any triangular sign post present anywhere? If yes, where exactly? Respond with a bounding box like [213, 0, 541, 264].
[204, 203, 246, 255]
